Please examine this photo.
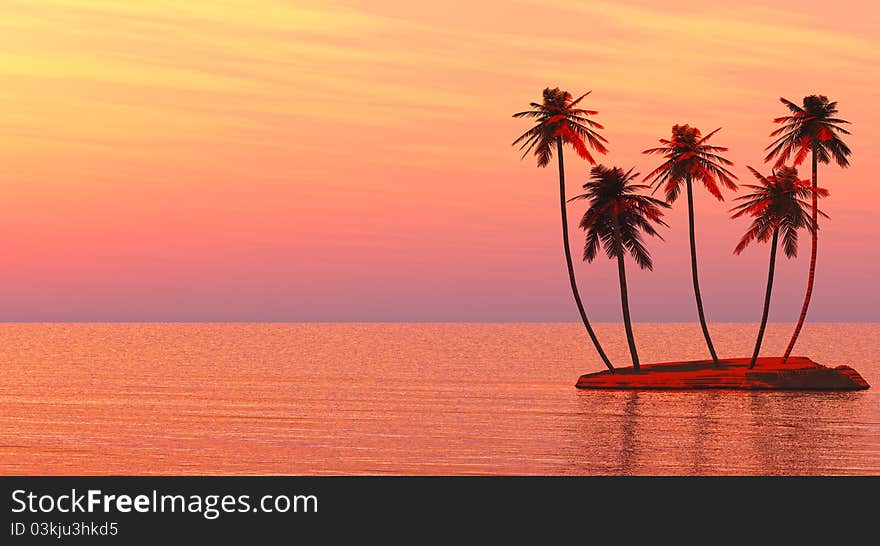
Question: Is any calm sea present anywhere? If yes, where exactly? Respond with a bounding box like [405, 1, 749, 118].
[1, 323, 877, 475]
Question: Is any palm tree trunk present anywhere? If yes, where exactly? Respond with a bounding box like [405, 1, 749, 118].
[613, 218, 640, 369]
[685, 174, 720, 365]
[556, 137, 614, 371]
[750, 228, 779, 369]
[782, 143, 818, 363]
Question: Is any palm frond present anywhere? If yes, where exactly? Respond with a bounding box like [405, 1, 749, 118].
[643, 124, 737, 204]
[781, 222, 799, 258]
[765, 94, 852, 169]
[730, 165, 825, 257]
[511, 87, 608, 168]
[573, 164, 668, 269]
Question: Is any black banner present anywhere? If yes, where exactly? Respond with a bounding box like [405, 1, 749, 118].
[1, 476, 875, 542]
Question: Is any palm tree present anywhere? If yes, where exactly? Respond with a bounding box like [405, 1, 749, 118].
[513, 87, 614, 371]
[643, 125, 737, 365]
[731, 166, 827, 368]
[765, 95, 851, 362]
[512, 87, 614, 370]
[570, 165, 670, 369]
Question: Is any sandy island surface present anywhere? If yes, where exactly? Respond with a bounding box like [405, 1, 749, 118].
[576, 356, 870, 390]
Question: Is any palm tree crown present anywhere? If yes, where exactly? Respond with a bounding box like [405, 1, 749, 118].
[512, 87, 608, 167]
[764, 95, 851, 167]
[571, 165, 670, 270]
[643, 124, 738, 201]
[731, 166, 828, 257]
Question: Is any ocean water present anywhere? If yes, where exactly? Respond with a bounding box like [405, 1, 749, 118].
[0, 323, 877, 475]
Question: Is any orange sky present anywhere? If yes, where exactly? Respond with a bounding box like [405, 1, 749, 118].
[1, 0, 878, 320]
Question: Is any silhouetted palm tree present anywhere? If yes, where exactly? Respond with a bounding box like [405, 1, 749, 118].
[765, 95, 851, 362]
[570, 165, 670, 369]
[512, 88, 614, 371]
[731, 166, 827, 368]
[643, 125, 737, 365]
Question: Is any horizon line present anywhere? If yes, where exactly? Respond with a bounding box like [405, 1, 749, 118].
[0, 320, 877, 325]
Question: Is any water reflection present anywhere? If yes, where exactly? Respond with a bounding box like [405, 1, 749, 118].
[690, 391, 720, 475]
[570, 388, 874, 475]
[618, 391, 640, 475]
[746, 392, 866, 475]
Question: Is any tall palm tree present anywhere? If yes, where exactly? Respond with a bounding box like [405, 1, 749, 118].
[570, 165, 670, 369]
[513, 87, 614, 371]
[765, 95, 851, 362]
[731, 166, 827, 368]
[643, 125, 737, 365]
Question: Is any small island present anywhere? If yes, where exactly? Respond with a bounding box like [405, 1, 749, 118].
[514, 90, 869, 391]
[576, 357, 870, 391]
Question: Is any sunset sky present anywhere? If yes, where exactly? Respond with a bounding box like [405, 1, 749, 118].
[1, 0, 878, 321]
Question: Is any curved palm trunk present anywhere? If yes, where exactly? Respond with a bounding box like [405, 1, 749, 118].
[556, 138, 614, 371]
[685, 175, 720, 365]
[613, 219, 640, 369]
[782, 144, 818, 363]
[750, 228, 779, 369]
